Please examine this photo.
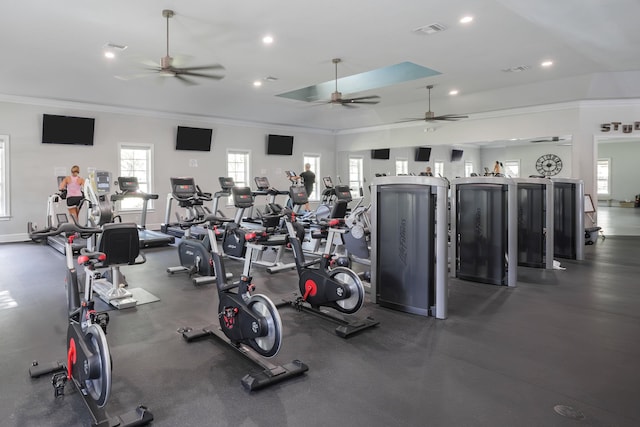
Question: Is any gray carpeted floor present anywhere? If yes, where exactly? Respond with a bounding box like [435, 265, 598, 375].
[1, 235, 639, 427]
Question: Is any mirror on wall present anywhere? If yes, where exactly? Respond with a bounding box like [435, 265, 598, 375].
[337, 135, 573, 202]
[596, 136, 640, 236]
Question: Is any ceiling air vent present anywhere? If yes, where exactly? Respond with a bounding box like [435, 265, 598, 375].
[502, 65, 531, 73]
[412, 23, 447, 35]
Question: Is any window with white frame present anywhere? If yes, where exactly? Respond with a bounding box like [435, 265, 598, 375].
[395, 158, 408, 175]
[464, 161, 473, 177]
[119, 143, 153, 210]
[434, 161, 444, 177]
[0, 135, 9, 217]
[227, 149, 250, 189]
[348, 156, 364, 198]
[597, 158, 610, 196]
[503, 160, 520, 177]
[303, 154, 320, 201]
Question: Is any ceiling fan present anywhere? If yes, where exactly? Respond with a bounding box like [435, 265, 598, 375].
[321, 58, 380, 107]
[401, 85, 468, 122]
[117, 9, 224, 85]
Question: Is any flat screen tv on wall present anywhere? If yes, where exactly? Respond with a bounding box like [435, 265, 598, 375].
[266, 134, 294, 155]
[371, 148, 390, 160]
[42, 114, 95, 146]
[415, 147, 431, 162]
[176, 126, 213, 151]
[451, 149, 464, 162]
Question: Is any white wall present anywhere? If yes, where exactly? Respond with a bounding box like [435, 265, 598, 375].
[3, 97, 640, 241]
[0, 100, 336, 241]
[598, 140, 640, 202]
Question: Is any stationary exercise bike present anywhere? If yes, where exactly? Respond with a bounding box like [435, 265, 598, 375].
[180, 213, 308, 390]
[27, 219, 152, 426]
[281, 210, 378, 338]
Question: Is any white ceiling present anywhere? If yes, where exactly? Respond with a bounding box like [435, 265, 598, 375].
[2, 0, 640, 132]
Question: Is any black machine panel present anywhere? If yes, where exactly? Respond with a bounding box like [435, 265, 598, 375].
[254, 177, 270, 191]
[117, 177, 139, 192]
[554, 182, 577, 259]
[219, 177, 235, 190]
[456, 183, 508, 285]
[289, 186, 308, 206]
[517, 183, 546, 267]
[376, 184, 435, 316]
[171, 177, 197, 198]
[231, 187, 254, 209]
[334, 185, 353, 202]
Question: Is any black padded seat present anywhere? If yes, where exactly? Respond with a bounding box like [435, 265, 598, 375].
[99, 222, 140, 266]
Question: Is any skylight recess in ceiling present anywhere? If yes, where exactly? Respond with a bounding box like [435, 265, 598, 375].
[277, 62, 441, 102]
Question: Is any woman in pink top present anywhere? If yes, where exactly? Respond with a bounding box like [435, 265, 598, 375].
[59, 165, 85, 221]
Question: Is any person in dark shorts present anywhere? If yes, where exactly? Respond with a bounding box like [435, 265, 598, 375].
[299, 163, 315, 211]
[59, 165, 85, 221]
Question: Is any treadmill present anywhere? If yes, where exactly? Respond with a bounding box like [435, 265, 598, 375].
[161, 177, 212, 240]
[111, 177, 175, 248]
[213, 177, 235, 217]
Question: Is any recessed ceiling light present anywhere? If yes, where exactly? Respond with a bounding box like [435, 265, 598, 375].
[449, 89, 459, 95]
[103, 42, 127, 59]
[460, 16, 474, 24]
[541, 60, 553, 67]
[253, 80, 263, 87]
[262, 35, 274, 44]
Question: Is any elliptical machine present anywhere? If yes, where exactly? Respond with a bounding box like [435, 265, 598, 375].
[166, 177, 225, 285]
[180, 213, 308, 390]
[27, 220, 153, 426]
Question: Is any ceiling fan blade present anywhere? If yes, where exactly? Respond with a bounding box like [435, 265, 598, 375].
[178, 64, 225, 72]
[338, 102, 359, 108]
[344, 95, 381, 102]
[436, 114, 468, 119]
[114, 72, 157, 81]
[433, 115, 468, 121]
[139, 59, 162, 69]
[173, 74, 198, 86]
[343, 99, 380, 105]
[396, 118, 428, 123]
[178, 70, 225, 80]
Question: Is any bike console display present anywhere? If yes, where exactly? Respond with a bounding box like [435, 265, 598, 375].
[219, 177, 235, 190]
[289, 186, 308, 205]
[335, 185, 353, 202]
[254, 176, 270, 191]
[171, 177, 197, 198]
[231, 186, 254, 208]
[117, 176, 139, 192]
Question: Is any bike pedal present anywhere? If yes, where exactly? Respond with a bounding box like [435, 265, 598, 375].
[52, 372, 67, 398]
[92, 312, 110, 333]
